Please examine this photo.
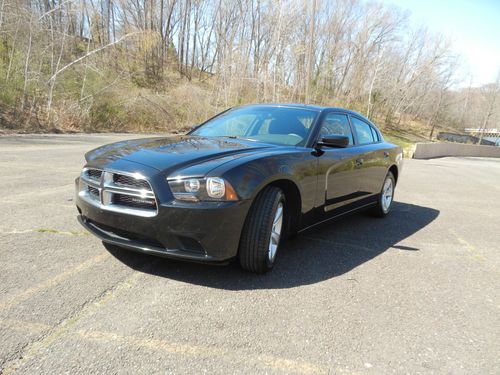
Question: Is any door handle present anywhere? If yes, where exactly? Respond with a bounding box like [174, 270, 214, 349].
[355, 158, 364, 167]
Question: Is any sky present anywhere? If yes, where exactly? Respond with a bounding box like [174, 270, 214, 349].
[382, 0, 500, 87]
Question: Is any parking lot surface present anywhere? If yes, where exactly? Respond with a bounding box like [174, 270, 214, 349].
[0, 134, 499, 374]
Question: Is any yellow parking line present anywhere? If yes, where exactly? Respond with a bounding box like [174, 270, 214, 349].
[76, 330, 328, 374]
[0, 184, 73, 202]
[2, 315, 328, 374]
[1, 269, 144, 375]
[77, 329, 327, 374]
[0, 318, 52, 334]
[0, 200, 75, 207]
[0, 252, 110, 311]
[0, 229, 88, 236]
[449, 229, 487, 264]
[1, 257, 328, 375]
[0, 229, 34, 234]
[257, 355, 329, 374]
[77, 329, 212, 355]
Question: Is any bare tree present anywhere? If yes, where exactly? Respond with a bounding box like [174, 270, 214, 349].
[478, 69, 500, 144]
[0, 0, 497, 134]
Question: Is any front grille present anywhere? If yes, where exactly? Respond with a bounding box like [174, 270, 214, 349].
[87, 185, 99, 199]
[112, 193, 156, 210]
[86, 169, 102, 181]
[113, 174, 151, 190]
[79, 169, 157, 217]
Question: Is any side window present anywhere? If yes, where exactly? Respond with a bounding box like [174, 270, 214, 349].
[370, 126, 380, 142]
[318, 113, 353, 145]
[351, 117, 376, 145]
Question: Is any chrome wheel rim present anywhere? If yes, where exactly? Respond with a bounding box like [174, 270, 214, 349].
[381, 178, 393, 213]
[268, 202, 283, 263]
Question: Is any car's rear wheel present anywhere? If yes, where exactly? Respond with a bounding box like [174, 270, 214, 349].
[238, 186, 285, 273]
[370, 171, 395, 218]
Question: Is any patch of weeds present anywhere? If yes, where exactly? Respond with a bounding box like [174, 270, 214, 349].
[35, 228, 90, 236]
[36, 228, 59, 234]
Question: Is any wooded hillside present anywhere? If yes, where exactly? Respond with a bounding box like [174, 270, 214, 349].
[0, 0, 498, 139]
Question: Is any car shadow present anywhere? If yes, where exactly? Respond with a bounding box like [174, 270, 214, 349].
[105, 202, 439, 290]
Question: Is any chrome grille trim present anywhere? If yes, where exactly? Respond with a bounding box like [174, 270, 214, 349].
[82, 168, 102, 183]
[78, 168, 158, 217]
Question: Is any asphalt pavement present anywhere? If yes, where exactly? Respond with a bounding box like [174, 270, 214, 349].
[0, 134, 499, 374]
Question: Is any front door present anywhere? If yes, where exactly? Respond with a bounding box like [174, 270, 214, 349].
[315, 113, 365, 212]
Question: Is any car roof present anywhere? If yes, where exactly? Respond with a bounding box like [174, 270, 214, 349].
[239, 103, 325, 111]
[238, 103, 373, 124]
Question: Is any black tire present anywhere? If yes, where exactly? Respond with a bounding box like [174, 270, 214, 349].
[238, 186, 285, 274]
[370, 171, 395, 218]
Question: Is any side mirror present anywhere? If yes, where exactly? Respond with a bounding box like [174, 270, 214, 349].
[316, 135, 349, 148]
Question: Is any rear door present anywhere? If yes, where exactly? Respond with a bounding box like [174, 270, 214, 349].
[315, 112, 365, 212]
[349, 116, 388, 196]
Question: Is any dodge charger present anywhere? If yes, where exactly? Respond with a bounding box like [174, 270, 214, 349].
[76, 104, 403, 273]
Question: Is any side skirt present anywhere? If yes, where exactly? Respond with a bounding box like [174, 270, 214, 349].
[298, 198, 377, 234]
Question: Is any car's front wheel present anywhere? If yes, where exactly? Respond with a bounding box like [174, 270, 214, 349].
[238, 186, 285, 273]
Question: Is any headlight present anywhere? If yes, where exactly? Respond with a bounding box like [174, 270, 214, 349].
[168, 177, 238, 202]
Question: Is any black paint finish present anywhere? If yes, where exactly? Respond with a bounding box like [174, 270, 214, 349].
[76, 104, 403, 263]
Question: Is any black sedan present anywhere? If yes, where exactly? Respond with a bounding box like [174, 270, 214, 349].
[76, 104, 403, 273]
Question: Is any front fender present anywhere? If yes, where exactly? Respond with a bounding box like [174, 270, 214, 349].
[210, 150, 318, 214]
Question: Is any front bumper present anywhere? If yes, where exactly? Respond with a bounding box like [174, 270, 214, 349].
[76, 178, 252, 263]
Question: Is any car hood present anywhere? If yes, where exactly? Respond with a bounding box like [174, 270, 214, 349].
[85, 135, 273, 173]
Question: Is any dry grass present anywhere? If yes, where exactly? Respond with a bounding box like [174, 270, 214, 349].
[21, 81, 222, 134]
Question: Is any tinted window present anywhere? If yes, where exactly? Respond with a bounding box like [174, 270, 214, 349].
[370, 126, 380, 142]
[351, 117, 376, 145]
[192, 106, 318, 146]
[318, 113, 353, 145]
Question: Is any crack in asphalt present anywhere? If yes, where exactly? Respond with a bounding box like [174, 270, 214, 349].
[1, 254, 331, 375]
[0, 253, 111, 312]
[0, 229, 89, 236]
[1, 259, 160, 374]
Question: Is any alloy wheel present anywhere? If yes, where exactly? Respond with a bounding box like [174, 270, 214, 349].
[381, 177, 394, 213]
[268, 202, 283, 263]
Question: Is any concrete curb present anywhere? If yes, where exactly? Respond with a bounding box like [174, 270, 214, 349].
[413, 142, 500, 159]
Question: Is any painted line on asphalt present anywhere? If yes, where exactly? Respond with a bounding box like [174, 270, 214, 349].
[76, 329, 328, 374]
[0, 317, 328, 374]
[0, 200, 75, 207]
[1, 268, 146, 375]
[449, 229, 487, 264]
[0, 318, 52, 334]
[0, 184, 73, 202]
[256, 354, 328, 374]
[0, 145, 94, 152]
[0, 229, 89, 236]
[2, 253, 327, 375]
[0, 252, 110, 312]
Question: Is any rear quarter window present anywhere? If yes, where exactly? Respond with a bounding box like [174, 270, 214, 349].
[351, 117, 376, 145]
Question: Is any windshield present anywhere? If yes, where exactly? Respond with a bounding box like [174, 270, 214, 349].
[191, 106, 319, 146]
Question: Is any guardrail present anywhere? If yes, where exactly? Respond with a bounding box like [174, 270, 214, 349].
[413, 143, 500, 159]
